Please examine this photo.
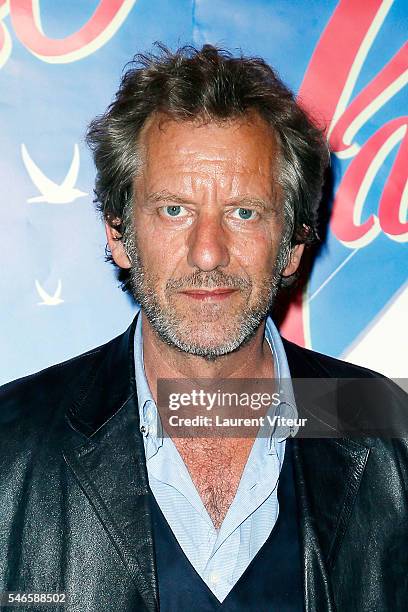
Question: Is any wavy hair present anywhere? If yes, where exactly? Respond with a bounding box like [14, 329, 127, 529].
[86, 43, 329, 288]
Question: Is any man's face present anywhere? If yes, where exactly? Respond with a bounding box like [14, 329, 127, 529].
[113, 113, 302, 359]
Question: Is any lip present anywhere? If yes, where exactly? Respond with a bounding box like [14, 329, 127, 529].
[179, 288, 238, 301]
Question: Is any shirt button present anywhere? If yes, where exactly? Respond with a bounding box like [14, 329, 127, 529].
[209, 573, 219, 585]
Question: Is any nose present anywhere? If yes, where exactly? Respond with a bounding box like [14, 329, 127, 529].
[186, 212, 230, 271]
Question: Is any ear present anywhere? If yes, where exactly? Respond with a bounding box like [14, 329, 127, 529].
[105, 220, 132, 269]
[282, 243, 305, 277]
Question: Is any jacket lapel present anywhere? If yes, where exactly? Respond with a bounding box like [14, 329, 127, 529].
[60, 316, 371, 611]
[283, 339, 371, 610]
[63, 313, 159, 612]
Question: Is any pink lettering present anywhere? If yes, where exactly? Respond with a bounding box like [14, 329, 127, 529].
[329, 44, 408, 156]
[283, 0, 387, 345]
[9, 0, 136, 63]
[298, 0, 384, 127]
[331, 118, 407, 246]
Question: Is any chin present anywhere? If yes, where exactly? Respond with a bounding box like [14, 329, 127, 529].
[141, 294, 269, 358]
[158, 322, 260, 360]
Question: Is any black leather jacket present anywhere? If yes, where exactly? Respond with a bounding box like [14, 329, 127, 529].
[0, 314, 407, 611]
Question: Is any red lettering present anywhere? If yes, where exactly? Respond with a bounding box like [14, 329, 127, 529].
[9, 0, 135, 62]
[378, 125, 408, 240]
[331, 118, 407, 246]
[298, 0, 384, 127]
[283, 0, 388, 345]
[329, 44, 408, 156]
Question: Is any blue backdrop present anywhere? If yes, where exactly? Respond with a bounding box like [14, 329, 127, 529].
[0, 0, 407, 384]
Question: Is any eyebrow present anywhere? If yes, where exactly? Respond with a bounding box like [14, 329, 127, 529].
[146, 190, 194, 207]
[145, 190, 275, 211]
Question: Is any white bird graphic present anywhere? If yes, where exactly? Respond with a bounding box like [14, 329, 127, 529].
[35, 279, 64, 306]
[22, 143, 87, 204]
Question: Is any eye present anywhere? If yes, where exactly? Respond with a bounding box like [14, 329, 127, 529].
[162, 205, 188, 218]
[231, 207, 258, 220]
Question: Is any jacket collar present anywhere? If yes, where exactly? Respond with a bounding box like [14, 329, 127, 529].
[63, 314, 370, 612]
[283, 338, 371, 609]
[63, 312, 159, 612]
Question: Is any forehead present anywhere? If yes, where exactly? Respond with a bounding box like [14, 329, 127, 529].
[137, 112, 280, 180]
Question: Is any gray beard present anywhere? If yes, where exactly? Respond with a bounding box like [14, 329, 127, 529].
[123, 230, 288, 361]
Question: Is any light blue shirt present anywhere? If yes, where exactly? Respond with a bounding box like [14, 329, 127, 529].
[134, 310, 298, 602]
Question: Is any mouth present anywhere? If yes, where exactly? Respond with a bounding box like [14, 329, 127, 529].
[178, 288, 239, 301]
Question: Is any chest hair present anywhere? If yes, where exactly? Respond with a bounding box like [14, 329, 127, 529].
[173, 437, 254, 529]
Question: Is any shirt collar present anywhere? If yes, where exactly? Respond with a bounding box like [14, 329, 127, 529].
[134, 310, 163, 459]
[264, 316, 299, 448]
[134, 310, 298, 457]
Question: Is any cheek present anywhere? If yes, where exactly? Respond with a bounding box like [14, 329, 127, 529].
[230, 232, 279, 273]
[136, 221, 187, 276]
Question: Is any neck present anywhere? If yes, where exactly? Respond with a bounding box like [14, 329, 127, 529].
[141, 311, 275, 402]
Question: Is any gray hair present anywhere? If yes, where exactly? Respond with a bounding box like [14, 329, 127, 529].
[86, 43, 329, 288]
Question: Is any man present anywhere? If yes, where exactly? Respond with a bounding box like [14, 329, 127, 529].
[0, 44, 407, 612]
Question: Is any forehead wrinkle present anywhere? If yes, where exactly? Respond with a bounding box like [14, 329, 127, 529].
[167, 146, 273, 174]
[143, 168, 276, 207]
[137, 113, 281, 206]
